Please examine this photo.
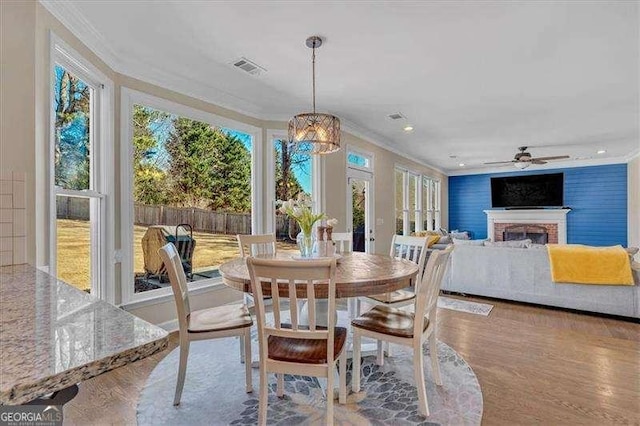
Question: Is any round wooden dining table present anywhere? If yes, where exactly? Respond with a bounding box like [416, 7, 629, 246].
[219, 251, 419, 299]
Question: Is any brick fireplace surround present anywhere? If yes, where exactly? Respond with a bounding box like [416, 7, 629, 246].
[494, 222, 559, 243]
[484, 209, 571, 244]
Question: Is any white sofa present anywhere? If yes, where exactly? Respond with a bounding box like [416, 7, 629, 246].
[441, 245, 640, 318]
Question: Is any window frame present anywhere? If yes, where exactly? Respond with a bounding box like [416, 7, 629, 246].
[48, 32, 114, 302]
[120, 88, 262, 306]
[394, 165, 441, 235]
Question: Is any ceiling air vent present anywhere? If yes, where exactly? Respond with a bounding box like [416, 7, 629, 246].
[232, 57, 266, 76]
[387, 112, 405, 120]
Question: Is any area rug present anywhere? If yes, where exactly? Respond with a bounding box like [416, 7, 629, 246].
[137, 337, 482, 425]
[437, 296, 493, 316]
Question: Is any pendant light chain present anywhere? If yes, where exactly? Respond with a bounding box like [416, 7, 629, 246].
[312, 43, 316, 113]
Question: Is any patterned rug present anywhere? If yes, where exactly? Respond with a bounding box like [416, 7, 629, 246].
[137, 334, 482, 425]
[437, 296, 493, 316]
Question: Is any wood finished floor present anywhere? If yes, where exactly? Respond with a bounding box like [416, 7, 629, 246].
[64, 296, 639, 425]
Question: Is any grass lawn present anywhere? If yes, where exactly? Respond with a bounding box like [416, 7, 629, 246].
[56, 219, 297, 292]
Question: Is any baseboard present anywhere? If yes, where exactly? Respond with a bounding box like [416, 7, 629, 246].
[441, 290, 640, 323]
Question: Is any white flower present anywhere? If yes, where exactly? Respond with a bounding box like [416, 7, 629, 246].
[327, 218, 338, 227]
[293, 206, 302, 216]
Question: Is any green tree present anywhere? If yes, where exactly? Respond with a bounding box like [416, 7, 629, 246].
[166, 119, 251, 211]
[208, 131, 251, 212]
[132, 105, 171, 205]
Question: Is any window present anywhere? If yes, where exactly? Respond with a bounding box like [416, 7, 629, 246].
[395, 167, 441, 235]
[50, 36, 112, 300]
[347, 151, 371, 169]
[422, 176, 441, 231]
[121, 90, 261, 303]
[273, 139, 312, 251]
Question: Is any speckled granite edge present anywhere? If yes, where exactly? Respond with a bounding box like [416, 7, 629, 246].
[1, 335, 168, 405]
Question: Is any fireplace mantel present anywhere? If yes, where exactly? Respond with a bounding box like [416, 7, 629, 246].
[484, 209, 571, 244]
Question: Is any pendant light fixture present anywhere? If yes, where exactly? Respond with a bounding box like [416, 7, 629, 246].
[288, 36, 341, 155]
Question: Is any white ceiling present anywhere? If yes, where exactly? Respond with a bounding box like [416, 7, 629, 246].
[45, 0, 639, 173]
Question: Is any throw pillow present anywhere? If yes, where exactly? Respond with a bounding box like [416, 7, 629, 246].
[452, 238, 486, 246]
[484, 239, 532, 248]
[450, 231, 470, 240]
[438, 235, 452, 244]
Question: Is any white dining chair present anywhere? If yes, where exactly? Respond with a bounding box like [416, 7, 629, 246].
[158, 243, 253, 405]
[237, 233, 277, 257]
[351, 245, 453, 417]
[356, 234, 430, 360]
[247, 257, 347, 426]
[330, 232, 353, 254]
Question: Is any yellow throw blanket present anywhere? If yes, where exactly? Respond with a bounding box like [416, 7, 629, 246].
[547, 244, 634, 285]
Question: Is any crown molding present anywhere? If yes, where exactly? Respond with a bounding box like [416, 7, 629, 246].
[338, 118, 447, 176]
[447, 154, 634, 176]
[38, 0, 280, 121]
[39, 0, 121, 71]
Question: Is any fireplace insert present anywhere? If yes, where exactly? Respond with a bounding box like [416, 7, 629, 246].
[502, 224, 548, 244]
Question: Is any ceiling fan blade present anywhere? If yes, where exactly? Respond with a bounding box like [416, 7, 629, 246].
[484, 160, 515, 165]
[531, 160, 547, 165]
[531, 155, 570, 161]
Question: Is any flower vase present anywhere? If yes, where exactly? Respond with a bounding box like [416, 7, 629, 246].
[297, 231, 314, 258]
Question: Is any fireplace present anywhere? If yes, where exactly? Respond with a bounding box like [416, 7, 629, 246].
[503, 224, 549, 244]
[484, 209, 570, 244]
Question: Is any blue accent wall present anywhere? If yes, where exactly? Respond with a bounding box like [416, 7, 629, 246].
[448, 164, 628, 246]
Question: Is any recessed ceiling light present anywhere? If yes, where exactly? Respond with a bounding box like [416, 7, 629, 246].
[597, 149, 606, 154]
[458, 163, 465, 167]
[403, 126, 414, 132]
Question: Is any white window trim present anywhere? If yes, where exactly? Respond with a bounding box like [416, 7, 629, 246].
[394, 164, 442, 235]
[120, 88, 262, 306]
[48, 32, 115, 303]
[265, 130, 323, 233]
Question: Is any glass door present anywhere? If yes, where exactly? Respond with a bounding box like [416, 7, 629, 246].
[347, 174, 374, 253]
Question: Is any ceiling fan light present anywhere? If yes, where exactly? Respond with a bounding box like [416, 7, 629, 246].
[514, 161, 530, 170]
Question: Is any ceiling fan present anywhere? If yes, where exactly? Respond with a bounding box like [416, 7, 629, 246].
[484, 146, 570, 169]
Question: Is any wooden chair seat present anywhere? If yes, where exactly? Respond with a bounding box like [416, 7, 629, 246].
[188, 304, 253, 333]
[367, 289, 415, 304]
[268, 327, 347, 364]
[352, 305, 429, 338]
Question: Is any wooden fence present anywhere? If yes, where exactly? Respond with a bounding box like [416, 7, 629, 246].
[57, 196, 296, 237]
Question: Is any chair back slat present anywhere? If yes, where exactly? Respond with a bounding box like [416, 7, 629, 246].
[288, 279, 298, 330]
[413, 245, 453, 337]
[390, 235, 430, 280]
[247, 258, 337, 361]
[158, 243, 191, 334]
[237, 234, 277, 257]
[271, 278, 281, 328]
[307, 280, 316, 331]
[331, 232, 352, 254]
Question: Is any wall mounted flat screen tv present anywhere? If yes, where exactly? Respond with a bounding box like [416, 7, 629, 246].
[491, 173, 564, 208]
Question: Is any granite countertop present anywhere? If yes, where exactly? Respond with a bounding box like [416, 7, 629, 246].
[0, 265, 169, 405]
